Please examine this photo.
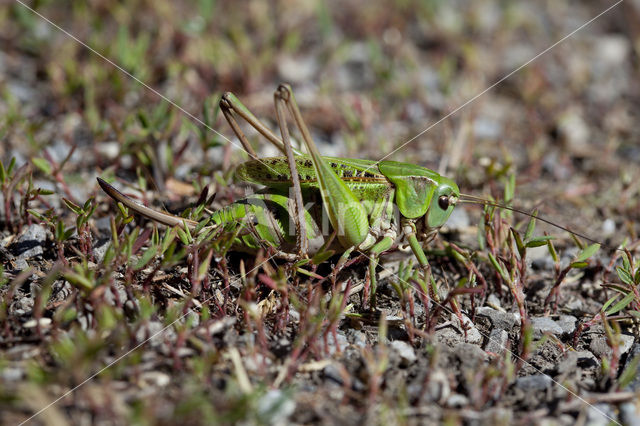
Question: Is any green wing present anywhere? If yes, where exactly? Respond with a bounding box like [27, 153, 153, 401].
[235, 156, 388, 190]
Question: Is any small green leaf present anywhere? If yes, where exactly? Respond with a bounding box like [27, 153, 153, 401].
[134, 246, 158, 270]
[605, 292, 634, 316]
[524, 211, 538, 241]
[28, 209, 46, 221]
[547, 239, 558, 263]
[0, 160, 5, 183]
[511, 228, 524, 255]
[177, 228, 189, 245]
[32, 157, 52, 175]
[63, 198, 83, 215]
[63, 271, 94, 290]
[616, 266, 634, 286]
[525, 235, 555, 248]
[488, 252, 508, 281]
[574, 243, 600, 263]
[602, 294, 619, 313]
[7, 157, 15, 175]
[312, 249, 335, 265]
[570, 261, 588, 269]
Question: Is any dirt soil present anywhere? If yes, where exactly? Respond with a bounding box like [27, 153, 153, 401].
[1, 1, 640, 425]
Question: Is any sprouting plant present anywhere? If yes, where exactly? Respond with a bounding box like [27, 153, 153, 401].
[0, 157, 30, 231]
[28, 208, 74, 262]
[62, 197, 97, 258]
[543, 239, 600, 311]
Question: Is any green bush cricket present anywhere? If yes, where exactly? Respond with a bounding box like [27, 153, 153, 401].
[98, 84, 605, 305]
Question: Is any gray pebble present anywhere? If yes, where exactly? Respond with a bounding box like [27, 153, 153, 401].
[323, 364, 344, 385]
[455, 343, 487, 369]
[530, 316, 563, 338]
[586, 403, 617, 426]
[444, 207, 469, 230]
[13, 224, 47, 259]
[92, 238, 111, 263]
[620, 402, 640, 426]
[1, 367, 24, 381]
[477, 306, 518, 331]
[256, 389, 296, 425]
[326, 331, 348, 356]
[556, 315, 577, 335]
[515, 374, 551, 392]
[390, 340, 417, 365]
[485, 329, 509, 355]
[345, 329, 367, 348]
[446, 393, 469, 408]
[590, 334, 635, 359]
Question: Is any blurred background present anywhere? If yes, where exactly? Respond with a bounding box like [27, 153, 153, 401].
[1, 0, 639, 237]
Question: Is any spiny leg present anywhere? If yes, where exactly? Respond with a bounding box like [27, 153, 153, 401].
[219, 91, 308, 258]
[219, 92, 301, 157]
[275, 84, 369, 249]
[274, 89, 308, 258]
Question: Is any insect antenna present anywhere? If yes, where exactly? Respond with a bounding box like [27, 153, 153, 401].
[458, 193, 620, 252]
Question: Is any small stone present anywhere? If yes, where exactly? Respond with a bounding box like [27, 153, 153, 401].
[601, 219, 616, 236]
[256, 389, 296, 425]
[277, 55, 317, 84]
[590, 335, 635, 359]
[446, 393, 469, 408]
[515, 374, 552, 392]
[556, 315, 577, 335]
[390, 341, 417, 366]
[620, 402, 640, 426]
[485, 329, 508, 355]
[586, 403, 617, 426]
[13, 224, 46, 259]
[23, 318, 52, 329]
[457, 314, 482, 344]
[444, 207, 469, 230]
[92, 239, 111, 263]
[323, 364, 344, 385]
[575, 351, 599, 369]
[425, 370, 450, 403]
[476, 307, 518, 331]
[136, 321, 175, 346]
[486, 294, 502, 310]
[95, 141, 120, 160]
[326, 331, 348, 355]
[473, 116, 502, 140]
[140, 371, 170, 388]
[345, 329, 367, 348]
[12, 258, 29, 272]
[1, 367, 23, 381]
[455, 343, 487, 369]
[558, 109, 590, 155]
[530, 317, 563, 338]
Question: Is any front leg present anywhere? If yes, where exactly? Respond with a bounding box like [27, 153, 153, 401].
[401, 218, 435, 299]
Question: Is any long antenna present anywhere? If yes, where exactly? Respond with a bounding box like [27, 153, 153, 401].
[458, 193, 620, 252]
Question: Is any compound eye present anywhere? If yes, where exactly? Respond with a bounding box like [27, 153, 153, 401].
[438, 195, 450, 210]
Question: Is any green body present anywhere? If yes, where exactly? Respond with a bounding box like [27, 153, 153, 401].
[212, 154, 459, 256]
